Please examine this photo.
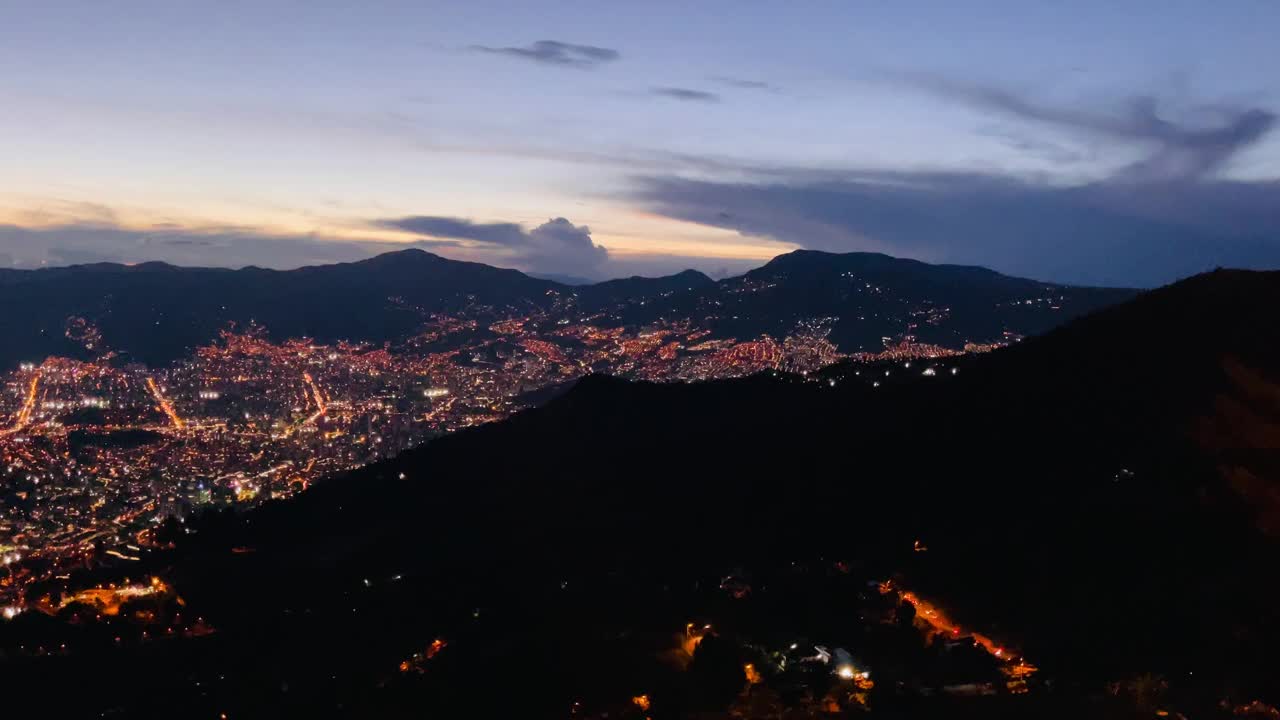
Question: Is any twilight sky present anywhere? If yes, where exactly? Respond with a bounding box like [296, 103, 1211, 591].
[2, 0, 1278, 285]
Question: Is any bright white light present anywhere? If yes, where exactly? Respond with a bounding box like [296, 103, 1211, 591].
[836, 664, 855, 679]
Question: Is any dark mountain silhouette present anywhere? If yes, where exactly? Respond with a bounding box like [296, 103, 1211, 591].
[0, 249, 560, 367]
[0, 249, 1131, 369]
[528, 271, 595, 285]
[610, 249, 1136, 352]
[573, 268, 714, 306]
[5, 269, 1274, 717]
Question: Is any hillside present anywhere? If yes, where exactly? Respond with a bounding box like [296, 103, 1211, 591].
[2, 270, 1274, 718]
[610, 249, 1136, 352]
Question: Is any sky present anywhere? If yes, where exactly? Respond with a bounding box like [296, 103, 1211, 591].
[1, 0, 1278, 285]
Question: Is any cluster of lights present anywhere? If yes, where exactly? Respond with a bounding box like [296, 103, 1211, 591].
[0, 298, 1006, 613]
[835, 665, 870, 681]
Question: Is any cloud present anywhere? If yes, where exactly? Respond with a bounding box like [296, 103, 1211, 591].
[711, 76, 773, 91]
[0, 223, 395, 269]
[377, 216, 527, 246]
[651, 87, 721, 103]
[901, 75, 1276, 181]
[376, 215, 608, 275]
[526, 217, 608, 273]
[625, 79, 1280, 287]
[974, 124, 1088, 166]
[632, 171, 1280, 287]
[0, 213, 611, 278]
[472, 40, 619, 68]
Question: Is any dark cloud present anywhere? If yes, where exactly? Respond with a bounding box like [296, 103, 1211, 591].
[902, 75, 1276, 181]
[711, 76, 773, 91]
[633, 171, 1280, 287]
[651, 87, 721, 103]
[376, 215, 607, 275]
[629, 80, 1280, 287]
[472, 40, 619, 68]
[377, 216, 527, 246]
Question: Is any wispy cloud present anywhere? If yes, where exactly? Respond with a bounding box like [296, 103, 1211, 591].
[629, 81, 1280, 287]
[651, 86, 720, 103]
[472, 40, 620, 68]
[899, 74, 1276, 181]
[711, 76, 774, 91]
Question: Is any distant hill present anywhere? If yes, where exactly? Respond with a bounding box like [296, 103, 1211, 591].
[527, 271, 595, 286]
[0, 249, 562, 367]
[573, 268, 714, 307]
[609, 249, 1136, 352]
[0, 249, 1134, 369]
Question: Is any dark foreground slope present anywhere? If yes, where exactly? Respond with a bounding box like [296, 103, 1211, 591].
[2, 271, 1275, 718]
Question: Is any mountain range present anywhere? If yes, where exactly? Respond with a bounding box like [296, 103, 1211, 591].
[0, 249, 1133, 368]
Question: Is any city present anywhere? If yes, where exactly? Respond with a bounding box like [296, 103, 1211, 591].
[0, 296, 989, 615]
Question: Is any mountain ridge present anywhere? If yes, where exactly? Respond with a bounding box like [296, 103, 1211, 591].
[0, 248, 1135, 369]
